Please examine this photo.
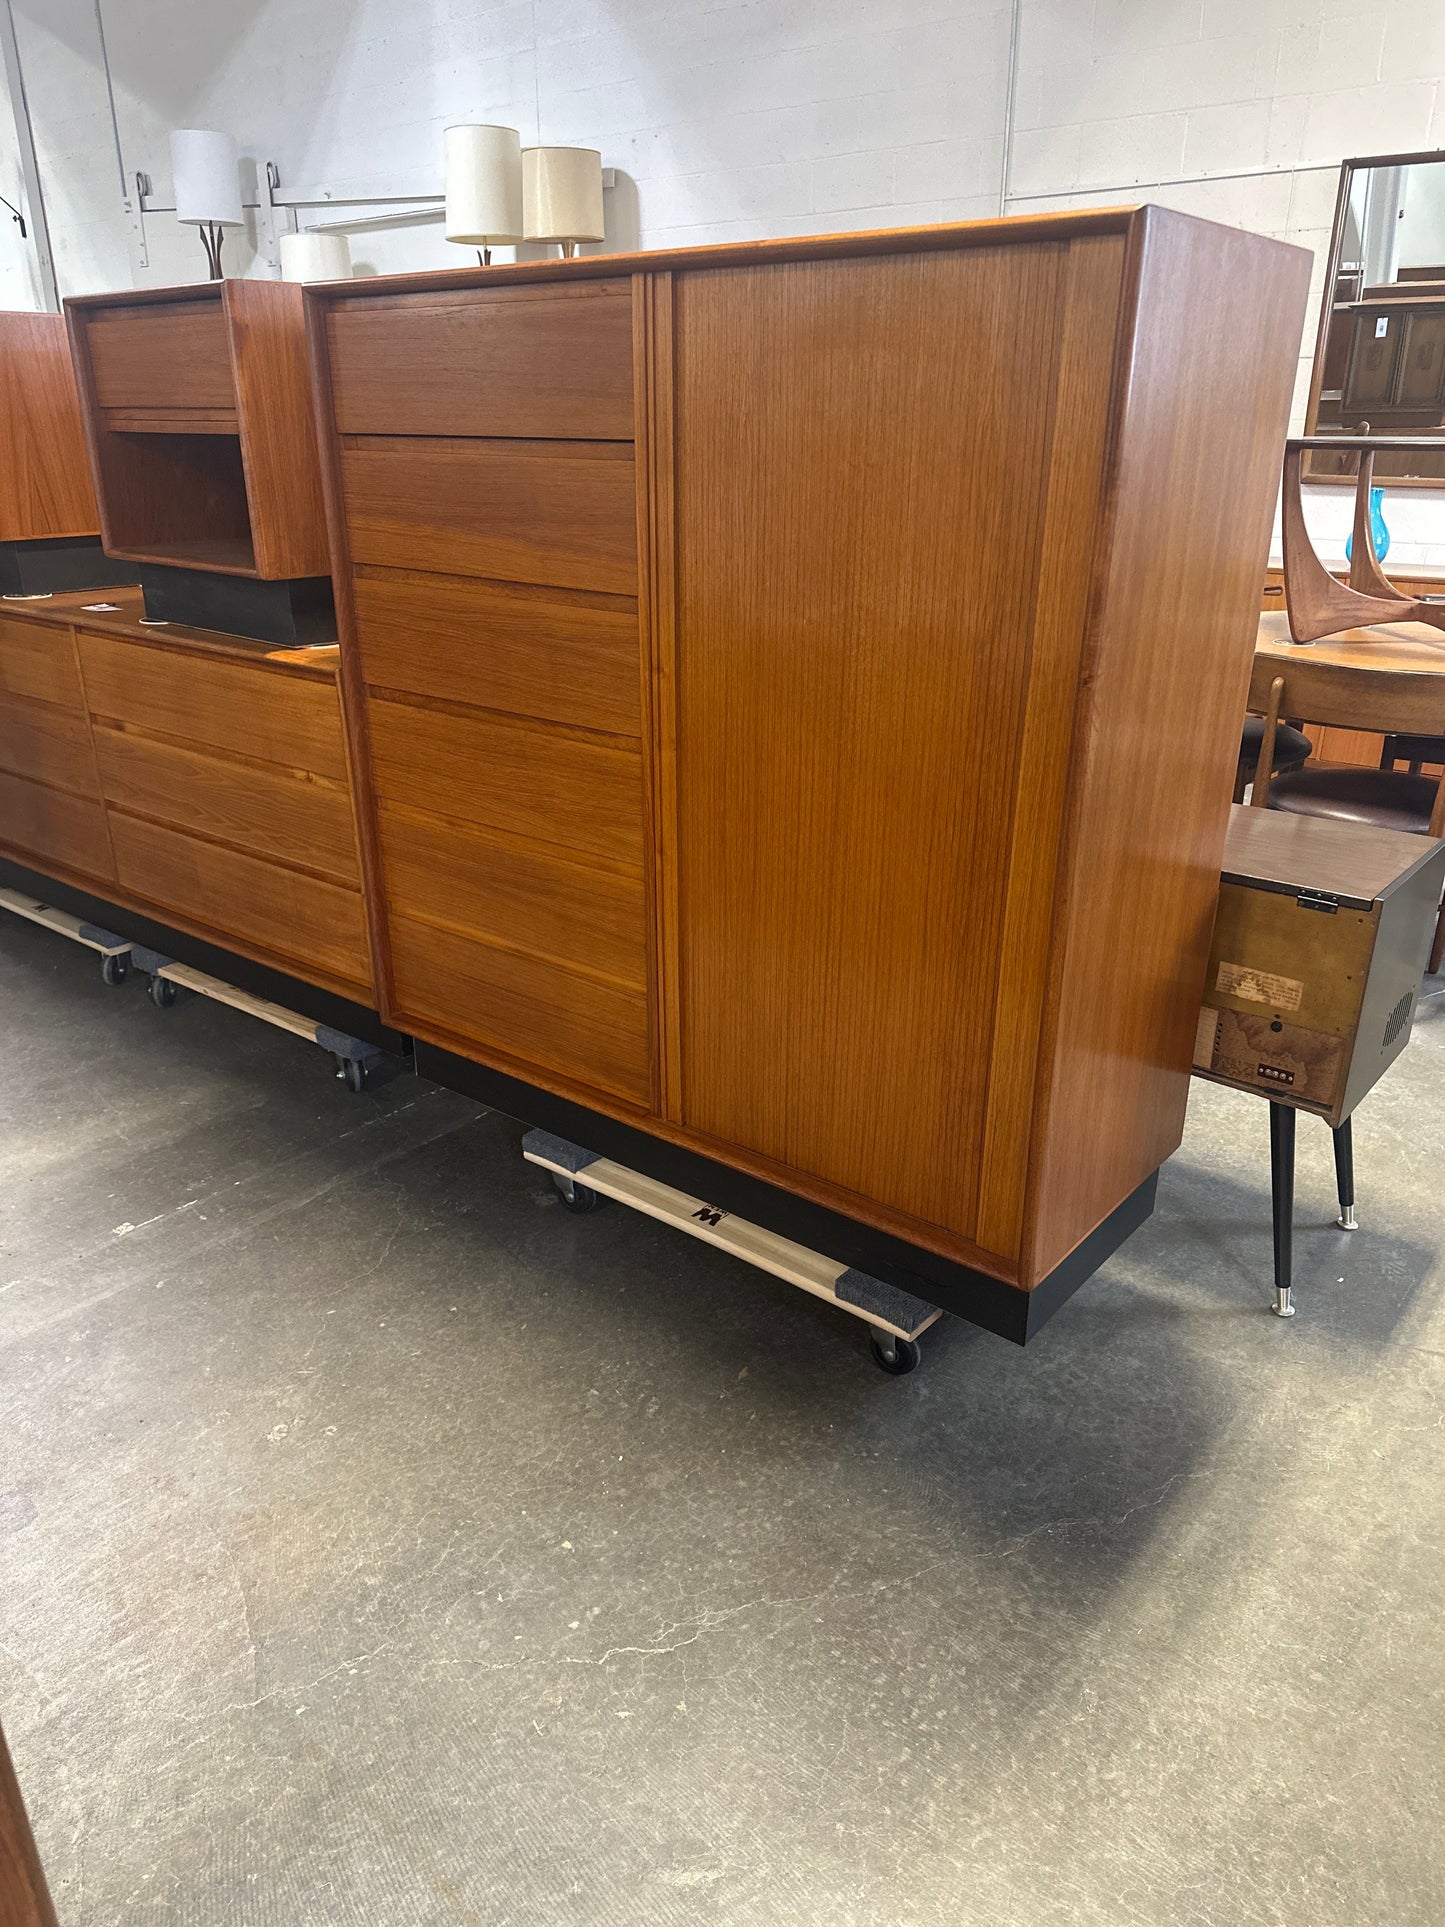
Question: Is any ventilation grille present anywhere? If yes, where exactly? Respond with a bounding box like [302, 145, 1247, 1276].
[1383, 989, 1414, 1050]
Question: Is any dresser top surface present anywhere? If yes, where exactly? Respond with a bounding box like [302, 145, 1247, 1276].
[0, 586, 339, 676]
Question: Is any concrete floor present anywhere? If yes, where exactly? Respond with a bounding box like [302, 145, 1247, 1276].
[2, 913, 1442, 1927]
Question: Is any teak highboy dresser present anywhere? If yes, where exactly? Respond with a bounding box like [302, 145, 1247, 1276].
[306, 208, 1310, 1340]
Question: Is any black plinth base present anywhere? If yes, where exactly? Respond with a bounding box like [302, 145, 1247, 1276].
[137, 565, 337, 646]
[413, 1041, 1160, 1345]
[0, 536, 132, 597]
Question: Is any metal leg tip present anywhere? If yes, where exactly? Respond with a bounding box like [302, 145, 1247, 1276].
[1272, 1287, 1296, 1318]
[1336, 1207, 1358, 1232]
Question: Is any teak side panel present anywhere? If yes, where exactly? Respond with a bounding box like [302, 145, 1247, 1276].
[108, 813, 370, 991]
[92, 726, 362, 885]
[0, 312, 100, 541]
[338, 438, 638, 595]
[367, 696, 645, 869]
[225, 278, 332, 579]
[76, 633, 351, 780]
[0, 768, 114, 882]
[82, 299, 234, 414]
[670, 242, 1078, 1251]
[387, 911, 652, 1106]
[352, 568, 642, 738]
[325, 281, 635, 441]
[1024, 207, 1312, 1283]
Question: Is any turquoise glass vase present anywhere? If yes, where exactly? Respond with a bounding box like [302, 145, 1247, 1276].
[1344, 486, 1390, 565]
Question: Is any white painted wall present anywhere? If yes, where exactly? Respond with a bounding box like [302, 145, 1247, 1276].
[2, 0, 1445, 550]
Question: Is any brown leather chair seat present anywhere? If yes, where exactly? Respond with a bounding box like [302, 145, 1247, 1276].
[1267, 764, 1438, 835]
[1235, 717, 1310, 802]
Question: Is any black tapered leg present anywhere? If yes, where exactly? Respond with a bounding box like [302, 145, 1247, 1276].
[1270, 1101, 1296, 1317]
[1333, 1116, 1357, 1231]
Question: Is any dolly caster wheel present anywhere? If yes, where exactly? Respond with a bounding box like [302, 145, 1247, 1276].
[336, 1056, 368, 1093]
[149, 975, 177, 1009]
[869, 1329, 921, 1375]
[553, 1171, 605, 1213]
[101, 953, 127, 987]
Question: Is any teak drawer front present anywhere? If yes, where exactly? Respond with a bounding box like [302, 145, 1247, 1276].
[0, 769, 113, 881]
[326, 283, 635, 440]
[84, 302, 235, 414]
[388, 912, 651, 1106]
[340, 438, 638, 595]
[77, 635, 349, 780]
[93, 725, 361, 884]
[108, 813, 370, 989]
[377, 803, 648, 993]
[0, 698, 102, 798]
[368, 698, 645, 869]
[353, 571, 642, 738]
[0, 617, 84, 709]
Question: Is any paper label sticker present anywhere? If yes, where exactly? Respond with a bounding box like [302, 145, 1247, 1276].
[1193, 1007, 1220, 1069]
[1216, 961, 1304, 1011]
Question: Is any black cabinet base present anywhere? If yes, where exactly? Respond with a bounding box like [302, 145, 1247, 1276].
[0, 536, 133, 597]
[413, 1041, 1159, 1345]
[0, 855, 403, 1053]
[137, 565, 337, 646]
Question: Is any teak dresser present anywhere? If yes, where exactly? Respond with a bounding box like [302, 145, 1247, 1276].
[306, 208, 1310, 1339]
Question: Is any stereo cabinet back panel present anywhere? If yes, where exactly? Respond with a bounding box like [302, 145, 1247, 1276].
[308, 210, 1309, 1299]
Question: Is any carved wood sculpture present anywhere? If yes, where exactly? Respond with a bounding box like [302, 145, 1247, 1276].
[1282, 435, 1445, 641]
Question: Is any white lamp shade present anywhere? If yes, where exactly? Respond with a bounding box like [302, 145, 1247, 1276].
[169, 128, 243, 227]
[279, 230, 353, 281]
[523, 146, 605, 244]
[445, 124, 522, 244]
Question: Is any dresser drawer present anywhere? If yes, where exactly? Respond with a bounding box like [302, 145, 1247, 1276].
[377, 803, 648, 992]
[108, 814, 370, 991]
[93, 725, 361, 884]
[340, 438, 637, 595]
[77, 635, 349, 779]
[389, 912, 651, 1106]
[326, 281, 634, 440]
[83, 301, 235, 415]
[367, 696, 644, 869]
[0, 617, 84, 709]
[0, 698, 101, 796]
[353, 570, 641, 738]
[0, 769, 113, 881]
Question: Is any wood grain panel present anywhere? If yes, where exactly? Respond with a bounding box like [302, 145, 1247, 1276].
[0, 768, 113, 880]
[388, 911, 651, 1104]
[83, 299, 233, 413]
[0, 615, 85, 709]
[352, 567, 641, 737]
[0, 696, 103, 797]
[339, 437, 638, 594]
[376, 802, 647, 990]
[108, 813, 369, 989]
[367, 696, 645, 869]
[93, 725, 361, 883]
[671, 243, 1074, 1244]
[225, 278, 332, 579]
[1024, 207, 1312, 1284]
[0, 312, 100, 541]
[325, 280, 635, 440]
[76, 632, 350, 779]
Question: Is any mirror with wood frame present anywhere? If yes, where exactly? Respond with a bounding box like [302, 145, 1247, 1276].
[1305, 148, 1445, 485]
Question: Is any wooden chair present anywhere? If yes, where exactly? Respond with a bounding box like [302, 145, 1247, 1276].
[1252, 644, 1445, 972]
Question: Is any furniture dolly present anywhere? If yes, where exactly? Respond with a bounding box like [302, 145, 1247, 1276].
[0, 886, 131, 984]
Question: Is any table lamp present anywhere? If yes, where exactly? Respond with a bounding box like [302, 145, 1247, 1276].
[522, 146, 605, 258]
[169, 129, 244, 279]
[445, 125, 523, 266]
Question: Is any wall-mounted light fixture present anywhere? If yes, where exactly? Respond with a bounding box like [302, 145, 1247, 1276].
[444, 125, 523, 265]
[523, 147, 605, 258]
[169, 129, 243, 278]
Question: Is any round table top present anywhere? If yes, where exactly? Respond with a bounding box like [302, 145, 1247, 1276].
[1256, 611, 1445, 677]
[1252, 613, 1445, 732]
